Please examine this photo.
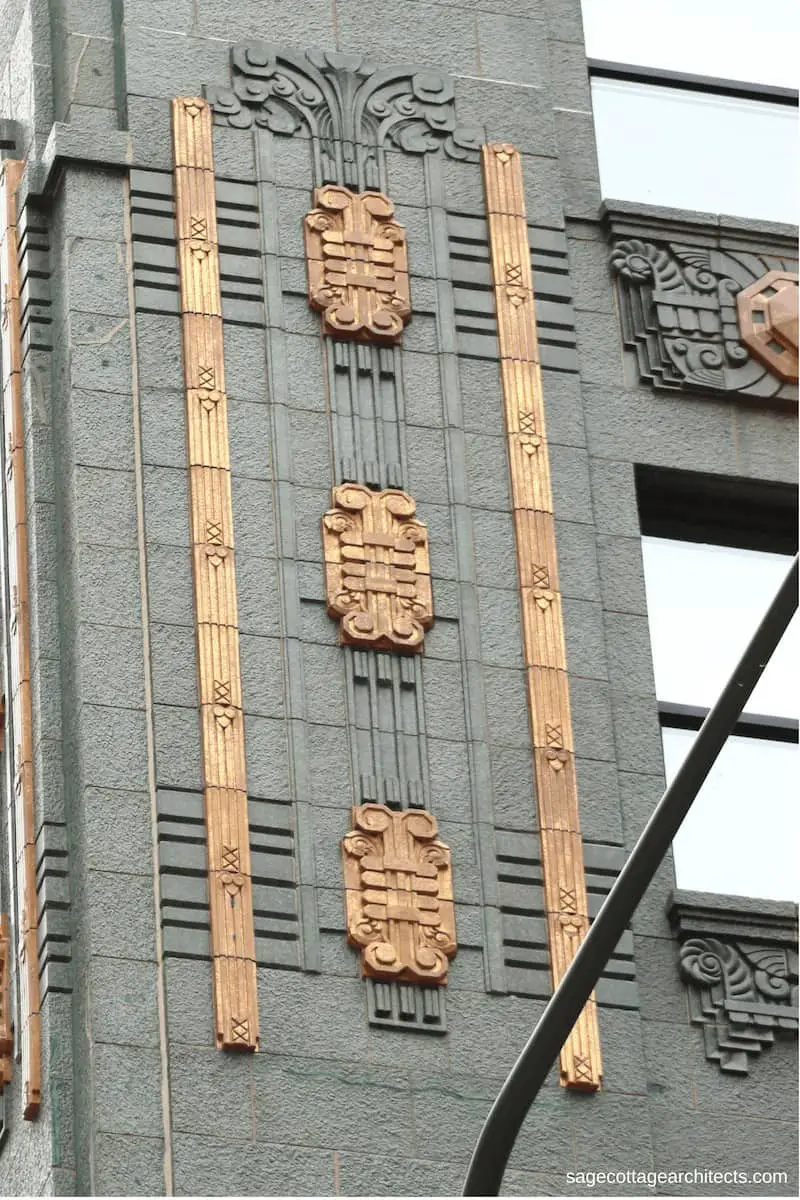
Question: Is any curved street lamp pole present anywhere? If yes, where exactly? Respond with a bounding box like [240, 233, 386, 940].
[463, 553, 799, 1196]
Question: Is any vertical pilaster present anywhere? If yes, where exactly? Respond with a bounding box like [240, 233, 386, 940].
[0, 159, 42, 1118]
[481, 142, 602, 1090]
[172, 98, 258, 1051]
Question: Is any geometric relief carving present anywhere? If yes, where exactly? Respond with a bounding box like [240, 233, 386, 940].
[737, 270, 799, 382]
[172, 97, 258, 1052]
[610, 238, 798, 399]
[679, 937, 798, 1075]
[304, 186, 411, 343]
[322, 484, 433, 653]
[0, 160, 41, 1119]
[205, 43, 483, 189]
[482, 142, 601, 1091]
[342, 804, 456, 984]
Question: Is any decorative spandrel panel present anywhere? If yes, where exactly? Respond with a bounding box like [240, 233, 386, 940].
[342, 804, 456, 984]
[322, 484, 433, 653]
[737, 270, 798, 382]
[609, 237, 799, 400]
[305, 186, 411, 343]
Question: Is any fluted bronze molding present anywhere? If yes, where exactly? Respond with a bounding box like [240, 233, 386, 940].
[0, 160, 42, 1117]
[172, 98, 259, 1051]
[481, 143, 602, 1090]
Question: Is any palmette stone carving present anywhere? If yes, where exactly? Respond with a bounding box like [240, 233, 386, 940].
[0, 160, 41, 1118]
[206, 44, 482, 189]
[305, 186, 411, 343]
[342, 804, 456, 984]
[482, 143, 601, 1091]
[679, 937, 798, 1074]
[172, 98, 259, 1052]
[610, 238, 798, 399]
[737, 270, 798, 382]
[322, 484, 433, 652]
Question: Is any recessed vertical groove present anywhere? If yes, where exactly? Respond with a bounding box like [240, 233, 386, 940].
[0, 159, 42, 1118]
[172, 98, 258, 1052]
[481, 142, 602, 1091]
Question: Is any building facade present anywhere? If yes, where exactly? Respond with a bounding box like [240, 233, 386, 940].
[0, 0, 797, 1194]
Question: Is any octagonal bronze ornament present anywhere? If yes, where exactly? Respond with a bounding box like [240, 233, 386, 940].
[737, 270, 799, 383]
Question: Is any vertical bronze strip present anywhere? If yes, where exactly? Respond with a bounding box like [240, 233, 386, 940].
[481, 143, 602, 1090]
[0, 159, 42, 1117]
[171, 98, 259, 1051]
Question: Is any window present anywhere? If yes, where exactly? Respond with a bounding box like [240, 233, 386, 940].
[638, 469, 798, 901]
[581, 0, 800, 224]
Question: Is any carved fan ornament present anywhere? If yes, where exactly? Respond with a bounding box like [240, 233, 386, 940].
[322, 484, 433, 652]
[304, 186, 411, 343]
[342, 804, 456, 984]
[205, 43, 483, 189]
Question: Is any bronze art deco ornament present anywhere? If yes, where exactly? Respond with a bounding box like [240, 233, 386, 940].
[322, 484, 433, 652]
[342, 804, 456, 984]
[737, 270, 799, 383]
[304, 186, 411, 343]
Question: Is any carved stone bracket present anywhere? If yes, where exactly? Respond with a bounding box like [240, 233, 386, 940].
[304, 185, 411, 343]
[609, 237, 798, 399]
[205, 43, 483, 188]
[342, 804, 456, 984]
[322, 484, 433, 652]
[670, 890, 799, 1075]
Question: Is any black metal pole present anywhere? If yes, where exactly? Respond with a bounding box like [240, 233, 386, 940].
[463, 553, 798, 1197]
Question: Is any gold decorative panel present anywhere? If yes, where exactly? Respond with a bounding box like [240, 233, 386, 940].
[172, 97, 258, 1052]
[322, 484, 433, 652]
[0, 160, 42, 1118]
[304, 186, 411, 343]
[737, 270, 799, 383]
[342, 804, 456, 984]
[482, 142, 602, 1091]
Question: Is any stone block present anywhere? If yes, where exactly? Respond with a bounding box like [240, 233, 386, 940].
[555, 107, 599, 184]
[92, 1134, 165, 1197]
[553, 519, 600, 601]
[567, 231, 616, 314]
[306, 723, 353, 807]
[428, 736, 473, 824]
[164, 958, 215, 1047]
[570, 675, 616, 763]
[465, 431, 512, 511]
[588, 456, 640, 537]
[476, 12, 547, 89]
[574, 757, 623, 845]
[172, 1135, 336, 1197]
[148, 622, 197, 708]
[78, 703, 149, 790]
[153, 703, 201, 791]
[546, 38, 593, 112]
[549, 444, 593, 524]
[169, 1045, 252, 1139]
[239, 634, 285, 720]
[143, 465, 190, 548]
[71, 388, 136, 470]
[455, 77, 557, 158]
[634, 938, 690, 1024]
[570, 1092, 654, 1173]
[648, 1101, 797, 1184]
[243, 715, 290, 800]
[573, 307, 625, 387]
[146, 543, 194, 627]
[62, 168, 125, 241]
[520, 153, 565, 230]
[476, 587, 524, 669]
[481, 665, 530, 749]
[89, 956, 160, 1048]
[422, 658, 468, 742]
[68, 310, 133, 394]
[610, 689, 664, 775]
[66, 235, 128, 316]
[194, 0, 334, 46]
[336, 1152, 466, 1197]
[563, 597, 607, 681]
[470, 508, 518, 591]
[540, 369, 585, 447]
[134, 313, 183, 392]
[81, 787, 153, 875]
[73, 466, 138, 548]
[337, 0, 478, 75]
[235, 555, 282, 638]
[124, 27, 229, 101]
[78, 623, 146, 709]
[93, 1044, 164, 1138]
[603, 611, 657, 696]
[86, 869, 157, 961]
[302, 642, 347, 727]
[596, 534, 648, 616]
[227, 399, 272, 481]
